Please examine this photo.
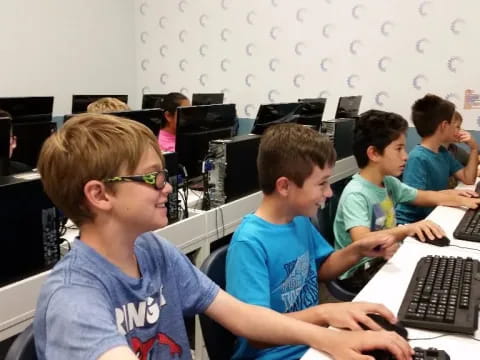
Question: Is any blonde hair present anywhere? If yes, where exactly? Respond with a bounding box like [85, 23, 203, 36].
[86, 97, 130, 113]
[37, 113, 163, 226]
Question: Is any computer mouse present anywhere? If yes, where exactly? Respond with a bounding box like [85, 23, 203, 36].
[360, 314, 409, 360]
[414, 234, 450, 247]
[360, 313, 408, 339]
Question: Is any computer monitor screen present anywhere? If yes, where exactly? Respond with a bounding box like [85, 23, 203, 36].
[335, 95, 362, 119]
[192, 93, 224, 106]
[71, 94, 128, 113]
[0, 97, 54, 123]
[142, 94, 166, 109]
[11, 122, 56, 167]
[250, 103, 301, 135]
[176, 104, 236, 179]
[0, 117, 10, 175]
[297, 98, 327, 131]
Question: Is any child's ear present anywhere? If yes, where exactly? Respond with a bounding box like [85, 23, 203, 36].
[83, 180, 113, 212]
[366, 145, 381, 163]
[275, 176, 290, 197]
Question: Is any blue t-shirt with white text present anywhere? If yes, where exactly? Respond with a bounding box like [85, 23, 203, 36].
[226, 215, 334, 360]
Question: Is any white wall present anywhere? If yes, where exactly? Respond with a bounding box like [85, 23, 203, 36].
[134, 0, 480, 129]
[0, 0, 136, 115]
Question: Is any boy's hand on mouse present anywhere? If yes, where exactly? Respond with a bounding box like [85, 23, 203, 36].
[317, 302, 396, 331]
[407, 220, 444, 242]
[355, 233, 397, 258]
[320, 329, 413, 360]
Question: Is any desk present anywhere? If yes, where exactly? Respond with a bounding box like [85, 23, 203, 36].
[0, 156, 359, 356]
[301, 185, 480, 359]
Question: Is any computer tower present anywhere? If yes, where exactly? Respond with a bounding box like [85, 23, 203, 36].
[207, 135, 261, 207]
[321, 118, 356, 160]
[0, 173, 60, 287]
[163, 152, 180, 223]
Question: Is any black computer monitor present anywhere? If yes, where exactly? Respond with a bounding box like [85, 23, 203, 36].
[0, 97, 54, 123]
[0, 116, 10, 175]
[109, 109, 164, 136]
[250, 102, 301, 135]
[335, 95, 362, 119]
[297, 98, 327, 131]
[142, 94, 166, 109]
[192, 93, 224, 106]
[175, 104, 236, 179]
[71, 94, 128, 113]
[11, 122, 56, 167]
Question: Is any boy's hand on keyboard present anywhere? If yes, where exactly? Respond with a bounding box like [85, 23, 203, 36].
[407, 220, 444, 242]
[322, 330, 413, 360]
[458, 196, 480, 209]
[318, 302, 396, 331]
[450, 189, 479, 198]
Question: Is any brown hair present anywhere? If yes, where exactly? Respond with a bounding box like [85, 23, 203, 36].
[411, 94, 455, 137]
[37, 113, 163, 226]
[453, 110, 463, 124]
[86, 97, 130, 113]
[257, 123, 336, 194]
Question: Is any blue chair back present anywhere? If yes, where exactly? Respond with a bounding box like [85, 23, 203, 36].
[5, 324, 36, 360]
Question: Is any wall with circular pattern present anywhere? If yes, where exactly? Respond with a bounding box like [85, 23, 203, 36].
[135, 0, 480, 129]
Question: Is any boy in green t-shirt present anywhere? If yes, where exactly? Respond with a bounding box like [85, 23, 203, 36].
[334, 110, 480, 292]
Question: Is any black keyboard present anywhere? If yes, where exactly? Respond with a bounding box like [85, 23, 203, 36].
[453, 182, 480, 242]
[398, 255, 480, 334]
[413, 347, 450, 360]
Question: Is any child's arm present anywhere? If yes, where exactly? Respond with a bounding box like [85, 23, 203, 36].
[454, 130, 478, 184]
[412, 189, 480, 210]
[318, 232, 397, 281]
[99, 347, 138, 360]
[204, 290, 413, 360]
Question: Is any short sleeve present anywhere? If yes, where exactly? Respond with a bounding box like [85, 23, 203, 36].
[160, 238, 220, 317]
[341, 192, 371, 231]
[226, 240, 270, 307]
[402, 156, 428, 190]
[43, 287, 127, 360]
[447, 151, 464, 176]
[309, 222, 334, 267]
[386, 176, 418, 204]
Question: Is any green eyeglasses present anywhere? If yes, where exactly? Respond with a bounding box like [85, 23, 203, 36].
[103, 169, 169, 190]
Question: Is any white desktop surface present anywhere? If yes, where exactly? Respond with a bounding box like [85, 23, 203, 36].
[302, 186, 480, 359]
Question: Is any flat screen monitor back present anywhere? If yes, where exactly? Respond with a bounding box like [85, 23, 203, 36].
[0, 97, 54, 123]
[297, 98, 327, 131]
[109, 109, 163, 136]
[71, 94, 128, 113]
[335, 95, 362, 119]
[192, 93, 224, 106]
[142, 94, 167, 109]
[11, 122, 56, 167]
[176, 104, 236, 178]
[251, 103, 301, 135]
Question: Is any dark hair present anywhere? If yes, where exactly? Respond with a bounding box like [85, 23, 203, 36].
[257, 123, 336, 194]
[354, 110, 408, 168]
[156, 92, 188, 128]
[411, 94, 455, 137]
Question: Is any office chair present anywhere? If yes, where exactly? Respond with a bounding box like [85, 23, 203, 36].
[199, 245, 236, 360]
[312, 183, 357, 302]
[5, 323, 37, 360]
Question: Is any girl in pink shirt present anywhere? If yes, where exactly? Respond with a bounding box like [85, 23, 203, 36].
[157, 93, 191, 152]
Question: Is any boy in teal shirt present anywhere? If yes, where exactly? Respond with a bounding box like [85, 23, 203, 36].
[334, 110, 480, 292]
[396, 94, 478, 223]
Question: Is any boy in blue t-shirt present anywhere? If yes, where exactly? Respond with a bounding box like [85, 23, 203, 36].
[226, 123, 412, 360]
[396, 94, 479, 223]
[334, 110, 480, 293]
[34, 115, 413, 360]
